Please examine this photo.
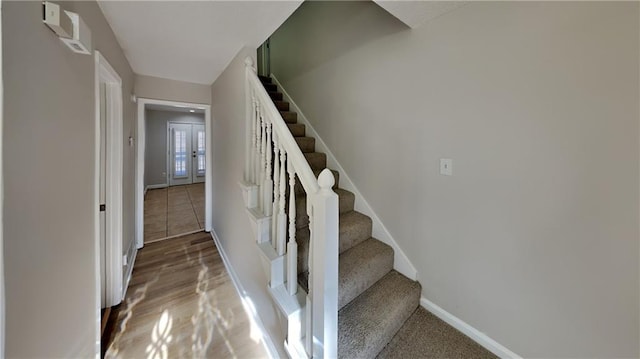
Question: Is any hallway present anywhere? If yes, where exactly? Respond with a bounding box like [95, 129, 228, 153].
[144, 184, 205, 243]
[105, 231, 269, 358]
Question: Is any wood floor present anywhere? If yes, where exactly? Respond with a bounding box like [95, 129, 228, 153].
[105, 231, 269, 359]
[144, 184, 205, 243]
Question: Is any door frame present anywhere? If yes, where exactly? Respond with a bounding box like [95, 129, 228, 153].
[93, 51, 124, 314]
[0, 0, 5, 356]
[136, 98, 212, 249]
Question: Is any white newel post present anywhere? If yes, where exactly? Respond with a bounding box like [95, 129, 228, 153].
[311, 169, 339, 359]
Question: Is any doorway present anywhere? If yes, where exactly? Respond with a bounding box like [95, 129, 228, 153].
[168, 123, 205, 186]
[135, 99, 212, 249]
[94, 51, 123, 311]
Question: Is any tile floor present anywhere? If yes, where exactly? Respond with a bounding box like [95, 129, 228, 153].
[144, 183, 205, 243]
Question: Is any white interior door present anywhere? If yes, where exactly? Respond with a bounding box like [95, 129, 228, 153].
[192, 124, 205, 184]
[99, 83, 107, 308]
[169, 123, 193, 186]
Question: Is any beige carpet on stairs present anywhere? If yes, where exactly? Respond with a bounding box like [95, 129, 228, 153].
[259, 75, 498, 359]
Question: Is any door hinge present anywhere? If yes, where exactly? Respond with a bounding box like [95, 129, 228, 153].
[100, 204, 106, 212]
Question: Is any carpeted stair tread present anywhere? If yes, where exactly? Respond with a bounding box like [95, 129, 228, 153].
[287, 123, 305, 137]
[296, 208, 371, 274]
[339, 270, 421, 359]
[377, 307, 497, 359]
[280, 111, 298, 123]
[274, 100, 289, 111]
[338, 238, 393, 310]
[294, 188, 355, 229]
[304, 152, 327, 170]
[268, 91, 283, 101]
[295, 136, 315, 153]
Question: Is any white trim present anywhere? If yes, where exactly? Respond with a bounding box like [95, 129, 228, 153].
[271, 75, 418, 280]
[135, 98, 213, 250]
[144, 183, 168, 197]
[420, 297, 521, 359]
[209, 229, 279, 359]
[121, 240, 138, 300]
[0, 1, 5, 356]
[94, 51, 123, 359]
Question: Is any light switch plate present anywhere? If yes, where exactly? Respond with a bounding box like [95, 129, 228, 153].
[440, 159, 453, 176]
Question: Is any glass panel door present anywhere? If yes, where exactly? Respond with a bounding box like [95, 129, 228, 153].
[192, 124, 205, 183]
[168, 123, 192, 186]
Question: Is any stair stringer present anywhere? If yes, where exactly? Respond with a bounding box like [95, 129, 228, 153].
[271, 74, 418, 281]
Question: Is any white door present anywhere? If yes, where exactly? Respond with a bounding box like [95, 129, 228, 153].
[99, 83, 107, 308]
[192, 124, 206, 184]
[169, 123, 193, 186]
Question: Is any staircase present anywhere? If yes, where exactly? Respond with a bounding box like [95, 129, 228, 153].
[259, 75, 422, 358]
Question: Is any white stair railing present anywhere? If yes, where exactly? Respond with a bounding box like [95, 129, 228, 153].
[244, 57, 339, 359]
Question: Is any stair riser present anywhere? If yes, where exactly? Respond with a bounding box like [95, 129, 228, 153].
[281, 111, 297, 124]
[295, 137, 315, 153]
[264, 83, 277, 92]
[287, 124, 305, 137]
[259, 75, 272, 84]
[275, 101, 289, 111]
[339, 214, 372, 254]
[304, 152, 327, 170]
[338, 239, 394, 310]
[269, 92, 283, 101]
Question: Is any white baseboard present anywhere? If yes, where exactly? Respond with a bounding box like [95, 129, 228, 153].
[420, 297, 521, 359]
[121, 240, 138, 301]
[145, 183, 168, 197]
[271, 74, 418, 280]
[209, 229, 280, 359]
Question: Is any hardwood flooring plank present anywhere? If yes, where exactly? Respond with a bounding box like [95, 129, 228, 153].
[105, 231, 268, 358]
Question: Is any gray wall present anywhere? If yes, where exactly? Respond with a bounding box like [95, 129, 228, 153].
[145, 109, 204, 186]
[210, 47, 287, 358]
[270, 2, 639, 357]
[136, 74, 212, 104]
[2, 1, 136, 356]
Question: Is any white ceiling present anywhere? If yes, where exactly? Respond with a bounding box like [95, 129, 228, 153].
[97, 1, 302, 85]
[373, 1, 466, 29]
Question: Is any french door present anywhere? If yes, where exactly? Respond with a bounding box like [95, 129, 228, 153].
[169, 123, 205, 185]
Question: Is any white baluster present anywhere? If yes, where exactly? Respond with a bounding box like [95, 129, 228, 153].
[254, 103, 262, 189]
[277, 147, 287, 256]
[271, 132, 280, 249]
[264, 121, 273, 218]
[287, 159, 298, 295]
[259, 110, 266, 212]
[251, 95, 258, 184]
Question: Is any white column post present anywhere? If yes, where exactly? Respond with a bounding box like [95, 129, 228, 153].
[311, 169, 339, 359]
